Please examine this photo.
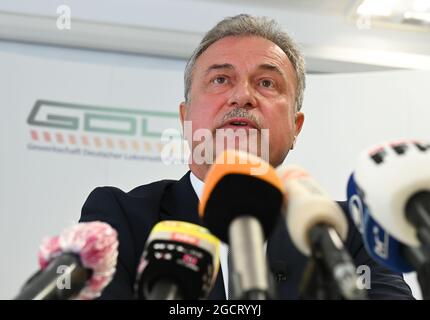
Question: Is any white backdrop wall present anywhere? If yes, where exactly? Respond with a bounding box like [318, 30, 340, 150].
[0, 40, 428, 299]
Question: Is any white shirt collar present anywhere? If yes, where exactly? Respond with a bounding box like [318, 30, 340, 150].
[189, 170, 230, 298]
[189, 171, 204, 200]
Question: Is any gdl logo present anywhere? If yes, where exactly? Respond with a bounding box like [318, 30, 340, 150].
[26, 100, 182, 157]
[27, 100, 178, 138]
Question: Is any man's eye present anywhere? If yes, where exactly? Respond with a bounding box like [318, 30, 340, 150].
[260, 79, 274, 88]
[212, 76, 227, 84]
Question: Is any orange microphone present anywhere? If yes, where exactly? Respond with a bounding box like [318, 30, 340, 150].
[199, 150, 284, 299]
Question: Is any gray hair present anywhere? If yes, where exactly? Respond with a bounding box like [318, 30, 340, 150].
[184, 14, 306, 112]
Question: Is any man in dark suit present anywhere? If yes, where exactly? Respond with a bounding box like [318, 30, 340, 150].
[80, 14, 413, 299]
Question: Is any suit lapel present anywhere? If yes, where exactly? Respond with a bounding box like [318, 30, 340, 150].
[159, 171, 202, 225]
[267, 217, 308, 300]
[159, 171, 226, 299]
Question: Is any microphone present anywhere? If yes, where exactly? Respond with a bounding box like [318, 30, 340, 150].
[277, 165, 367, 300]
[135, 220, 220, 300]
[352, 139, 430, 249]
[348, 140, 430, 299]
[15, 221, 118, 300]
[347, 173, 415, 273]
[348, 172, 430, 299]
[199, 150, 284, 300]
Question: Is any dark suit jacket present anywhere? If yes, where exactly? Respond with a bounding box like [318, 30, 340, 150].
[79, 171, 414, 299]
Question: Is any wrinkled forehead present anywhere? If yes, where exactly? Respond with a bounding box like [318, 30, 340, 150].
[193, 35, 297, 85]
[196, 36, 294, 75]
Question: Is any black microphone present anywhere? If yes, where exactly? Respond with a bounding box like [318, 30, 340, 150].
[15, 221, 118, 300]
[199, 150, 284, 300]
[135, 220, 220, 300]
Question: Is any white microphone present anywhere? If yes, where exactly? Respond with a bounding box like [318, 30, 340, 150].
[277, 165, 366, 300]
[353, 139, 430, 248]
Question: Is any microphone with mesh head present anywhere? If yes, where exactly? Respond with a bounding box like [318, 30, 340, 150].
[15, 221, 118, 300]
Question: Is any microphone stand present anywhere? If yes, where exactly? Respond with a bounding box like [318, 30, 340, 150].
[228, 216, 271, 300]
[15, 253, 91, 300]
[299, 256, 341, 300]
[147, 279, 183, 300]
[300, 224, 367, 300]
[402, 245, 430, 300]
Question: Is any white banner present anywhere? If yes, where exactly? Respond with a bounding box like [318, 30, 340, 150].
[0, 41, 189, 298]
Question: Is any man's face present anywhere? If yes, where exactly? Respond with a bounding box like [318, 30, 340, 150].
[180, 35, 304, 175]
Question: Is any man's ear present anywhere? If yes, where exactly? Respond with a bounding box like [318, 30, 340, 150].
[179, 101, 187, 129]
[290, 112, 304, 150]
[294, 112, 305, 137]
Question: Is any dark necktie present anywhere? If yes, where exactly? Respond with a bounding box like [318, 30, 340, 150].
[227, 247, 234, 300]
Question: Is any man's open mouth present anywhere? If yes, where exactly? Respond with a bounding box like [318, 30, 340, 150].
[220, 118, 258, 130]
[230, 121, 249, 126]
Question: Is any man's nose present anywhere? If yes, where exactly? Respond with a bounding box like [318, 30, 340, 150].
[227, 80, 257, 108]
